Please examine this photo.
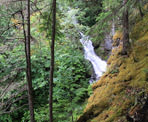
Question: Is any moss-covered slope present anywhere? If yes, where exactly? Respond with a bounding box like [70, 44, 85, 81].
[77, 14, 148, 122]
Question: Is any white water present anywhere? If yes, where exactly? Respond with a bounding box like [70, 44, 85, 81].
[66, 9, 107, 83]
[80, 32, 107, 82]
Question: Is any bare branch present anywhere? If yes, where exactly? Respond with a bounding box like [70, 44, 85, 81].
[0, 104, 28, 115]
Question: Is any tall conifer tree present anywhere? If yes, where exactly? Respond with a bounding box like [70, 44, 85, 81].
[25, 0, 35, 121]
[49, 0, 56, 122]
[122, 0, 130, 55]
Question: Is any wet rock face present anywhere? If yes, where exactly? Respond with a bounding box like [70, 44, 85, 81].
[104, 35, 112, 51]
[94, 36, 113, 60]
[93, 31, 113, 60]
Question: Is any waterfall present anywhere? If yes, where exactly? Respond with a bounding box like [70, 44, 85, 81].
[80, 32, 107, 83]
[66, 9, 107, 83]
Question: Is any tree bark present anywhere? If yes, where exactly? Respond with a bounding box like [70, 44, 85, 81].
[34, 0, 37, 6]
[139, 5, 144, 18]
[49, 0, 56, 122]
[25, 0, 35, 122]
[122, 0, 130, 55]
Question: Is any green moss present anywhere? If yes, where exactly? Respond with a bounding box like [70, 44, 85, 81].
[77, 13, 148, 122]
[131, 13, 148, 40]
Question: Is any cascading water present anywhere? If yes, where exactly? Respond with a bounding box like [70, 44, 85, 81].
[80, 32, 107, 83]
[66, 9, 107, 83]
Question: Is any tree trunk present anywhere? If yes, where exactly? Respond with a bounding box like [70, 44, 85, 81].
[71, 111, 74, 122]
[122, 0, 130, 55]
[49, 0, 56, 122]
[34, 0, 37, 6]
[25, 0, 35, 121]
[139, 5, 144, 18]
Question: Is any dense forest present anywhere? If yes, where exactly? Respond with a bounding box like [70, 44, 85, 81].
[0, 0, 148, 122]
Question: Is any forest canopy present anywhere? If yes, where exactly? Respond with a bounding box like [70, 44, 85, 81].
[0, 0, 148, 122]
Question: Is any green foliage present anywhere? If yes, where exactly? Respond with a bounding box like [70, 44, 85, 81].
[110, 69, 119, 74]
[20, 42, 90, 122]
[0, 114, 12, 122]
[52, 43, 90, 121]
[73, 0, 102, 27]
[87, 85, 93, 96]
[22, 105, 49, 122]
[39, 9, 63, 40]
[0, 6, 13, 43]
[31, 47, 51, 89]
[0, 1, 95, 122]
[144, 69, 148, 73]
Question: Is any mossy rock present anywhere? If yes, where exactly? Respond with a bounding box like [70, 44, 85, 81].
[77, 14, 148, 122]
